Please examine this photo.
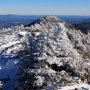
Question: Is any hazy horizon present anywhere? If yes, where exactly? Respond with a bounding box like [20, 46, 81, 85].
[0, 14, 90, 17]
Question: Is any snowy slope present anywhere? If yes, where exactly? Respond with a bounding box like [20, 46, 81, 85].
[0, 16, 90, 90]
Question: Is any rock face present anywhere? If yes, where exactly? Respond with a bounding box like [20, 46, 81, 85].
[0, 16, 90, 90]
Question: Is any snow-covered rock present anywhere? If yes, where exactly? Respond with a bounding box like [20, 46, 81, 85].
[0, 16, 90, 90]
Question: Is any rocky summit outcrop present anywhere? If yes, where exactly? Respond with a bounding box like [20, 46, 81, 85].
[0, 16, 90, 90]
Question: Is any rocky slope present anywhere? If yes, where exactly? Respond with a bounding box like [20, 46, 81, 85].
[0, 16, 90, 90]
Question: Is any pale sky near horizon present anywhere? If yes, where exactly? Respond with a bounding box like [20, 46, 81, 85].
[0, 0, 90, 15]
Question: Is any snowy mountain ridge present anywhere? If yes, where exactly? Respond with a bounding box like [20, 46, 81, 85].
[0, 16, 90, 90]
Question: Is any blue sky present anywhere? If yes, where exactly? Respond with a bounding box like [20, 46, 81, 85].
[0, 0, 90, 15]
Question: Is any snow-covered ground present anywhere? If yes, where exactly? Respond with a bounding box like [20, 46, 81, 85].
[0, 16, 90, 90]
[0, 41, 20, 49]
[60, 83, 90, 90]
[47, 82, 90, 90]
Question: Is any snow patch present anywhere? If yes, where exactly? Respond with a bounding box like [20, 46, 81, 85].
[19, 31, 27, 36]
[0, 41, 20, 51]
[60, 83, 90, 90]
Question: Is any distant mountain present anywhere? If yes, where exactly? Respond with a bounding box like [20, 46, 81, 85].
[0, 15, 90, 29]
[0, 15, 43, 29]
[74, 22, 90, 34]
[59, 16, 90, 24]
[82, 18, 90, 22]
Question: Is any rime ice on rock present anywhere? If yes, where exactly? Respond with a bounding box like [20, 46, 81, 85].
[0, 16, 90, 89]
